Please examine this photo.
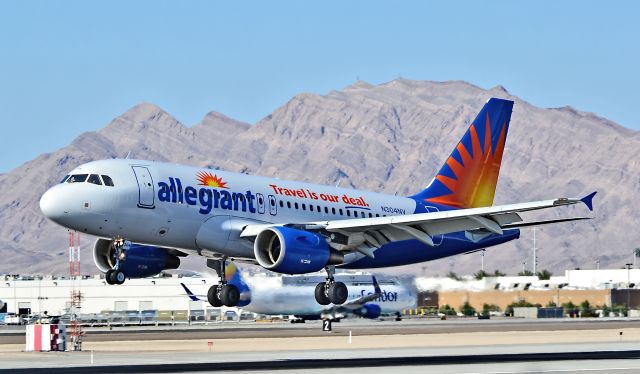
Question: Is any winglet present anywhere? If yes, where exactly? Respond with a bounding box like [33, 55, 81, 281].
[580, 191, 597, 212]
[372, 275, 382, 295]
[180, 283, 201, 301]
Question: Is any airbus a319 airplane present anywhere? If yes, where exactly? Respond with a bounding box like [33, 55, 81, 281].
[180, 262, 414, 321]
[40, 98, 596, 307]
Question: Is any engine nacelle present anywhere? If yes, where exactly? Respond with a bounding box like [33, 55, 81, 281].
[354, 304, 382, 319]
[254, 227, 344, 274]
[93, 239, 180, 278]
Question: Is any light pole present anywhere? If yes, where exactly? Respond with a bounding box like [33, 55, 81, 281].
[595, 259, 600, 270]
[481, 250, 485, 272]
[532, 228, 538, 274]
[625, 263, 632, 315]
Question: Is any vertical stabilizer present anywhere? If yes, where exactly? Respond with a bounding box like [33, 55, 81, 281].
[411, 98, 514, 209]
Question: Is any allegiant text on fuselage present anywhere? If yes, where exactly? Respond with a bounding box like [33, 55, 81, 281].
[157, 178, 256, 215]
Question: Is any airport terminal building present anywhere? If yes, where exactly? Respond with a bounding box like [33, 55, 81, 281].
[2, 268, 640, 322]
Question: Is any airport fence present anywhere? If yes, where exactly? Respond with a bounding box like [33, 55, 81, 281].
[0, 309, 260, 327]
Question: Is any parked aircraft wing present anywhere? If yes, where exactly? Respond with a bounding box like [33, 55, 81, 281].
[342, 275, 383, 307]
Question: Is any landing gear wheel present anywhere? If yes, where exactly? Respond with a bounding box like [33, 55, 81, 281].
[314, 282, 331, 305]
[207, 285, 223, 307]
[220, 284, 240, 307]
[110, 270, 126, 285]
[105, 270, 114, 285]
[328, 282, 348, 305]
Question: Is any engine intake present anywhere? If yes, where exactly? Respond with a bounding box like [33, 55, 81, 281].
[254, 227, 343, 274]
[93, 239, 180, 278]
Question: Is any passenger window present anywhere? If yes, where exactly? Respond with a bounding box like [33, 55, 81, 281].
[101, 175, 114, 187]
[67, 174, 88, 183]
[279, 201, 284, 208]
[346, 210, 351, 217]
[87, 174, 102, 185]
[375, 214, 380, 217]
[324, 207, 329, 214]
[339, 209, 343, 216]
[294, 202, 299, 209]
[287, 201, 291, 209]
[59, 175, 69, 183]
[317, 205, 321, 212]
[302, 203, 306, 211]
[332, 207, 336, 215]
[368, 213, 373, 218]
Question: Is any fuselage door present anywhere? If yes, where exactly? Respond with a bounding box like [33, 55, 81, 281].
[256, 193, 265, 214]
[132, 166, 155, 209]
[268, 195, 277, 216]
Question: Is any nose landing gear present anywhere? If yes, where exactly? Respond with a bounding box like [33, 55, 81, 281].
[206, 258, 240, 307]
[314, 265, 348, 305]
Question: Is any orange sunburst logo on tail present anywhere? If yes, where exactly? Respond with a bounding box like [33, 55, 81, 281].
[196, 171, 229, 189]
[426, 112, 507, 209]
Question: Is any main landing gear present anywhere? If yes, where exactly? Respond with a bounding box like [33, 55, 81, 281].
[105, 239, 126, 285]
[314, 265, 348, 305]
[206, 258, 240, 307]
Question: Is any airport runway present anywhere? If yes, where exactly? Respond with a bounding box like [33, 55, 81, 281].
[2, 318, 640, 373]
[1, 317, 639, 344]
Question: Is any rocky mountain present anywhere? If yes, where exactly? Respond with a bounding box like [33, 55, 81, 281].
[1, 79, 638, 277]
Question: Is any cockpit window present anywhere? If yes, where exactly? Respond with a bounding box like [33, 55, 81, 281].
[59, 175, 69, 183]
[101, 175, 114, 187]
[87, 174, 102, 185]
[67, 174, 88, 183]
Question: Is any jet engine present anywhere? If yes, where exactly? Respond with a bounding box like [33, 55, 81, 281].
[254, 226, 343, 274]
[93, 238, 180, 278]
[353, 304, 382, 319]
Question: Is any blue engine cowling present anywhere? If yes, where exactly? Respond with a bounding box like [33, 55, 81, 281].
[93, 239, 180, 278]
[354, 304, 382, 319]
[253, 226, 344, 274]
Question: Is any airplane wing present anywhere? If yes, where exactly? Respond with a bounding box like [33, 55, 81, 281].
[341, 275, 383, 307]
[180, 283, 204, 301]
[240, 192, 596, 258]
[323, 276, 383, 318]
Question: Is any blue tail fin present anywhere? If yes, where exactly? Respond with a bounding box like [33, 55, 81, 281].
[411, 98, 514, 209]
[225, 261, 252, 307]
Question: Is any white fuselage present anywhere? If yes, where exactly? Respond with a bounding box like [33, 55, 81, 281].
[40, 159, 416, 263]
[242, 275, 414, 316]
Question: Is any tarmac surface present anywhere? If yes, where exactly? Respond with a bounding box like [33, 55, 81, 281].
[1, 318, 640, 373]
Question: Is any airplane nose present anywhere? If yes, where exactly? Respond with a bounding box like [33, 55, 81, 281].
[40, 187, 65, 221]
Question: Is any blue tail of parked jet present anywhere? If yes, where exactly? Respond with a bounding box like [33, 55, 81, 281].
[180, 260, 251, 307]
[225, 261, 252, 307]
[411, 98, 514, 209]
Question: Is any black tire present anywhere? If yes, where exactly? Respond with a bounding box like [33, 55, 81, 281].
[111, 270, 126, 285]
[314, 282, 331, 305]
[105, 270, 114, 285]
[207, 285, 223, 307]
[220, 284, 240, 307]
[328, 282, 348, 305]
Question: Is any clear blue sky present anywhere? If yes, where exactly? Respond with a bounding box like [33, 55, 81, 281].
[1, 1, 638, 173]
